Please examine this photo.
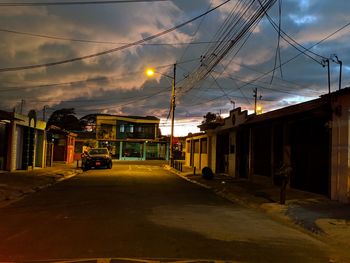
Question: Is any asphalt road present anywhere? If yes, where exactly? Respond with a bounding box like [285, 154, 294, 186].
[0, 162, 339, 262]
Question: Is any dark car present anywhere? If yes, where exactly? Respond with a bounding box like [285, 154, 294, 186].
[81, 148, 112, 170]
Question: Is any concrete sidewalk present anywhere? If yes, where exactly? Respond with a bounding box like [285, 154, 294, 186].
[0, 163, 81, 208]
[165, 165, 350, 252]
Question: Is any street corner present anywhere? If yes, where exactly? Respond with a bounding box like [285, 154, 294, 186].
[167, 165, 213, 190]
[163, 164, 185, 177]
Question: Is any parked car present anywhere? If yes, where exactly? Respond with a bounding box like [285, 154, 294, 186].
[81, 148, 112, 170]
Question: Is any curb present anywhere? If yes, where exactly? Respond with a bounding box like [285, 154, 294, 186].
[164, 165, 211, 190]
[0, 169, 80, 208]
[164, 165, 331, 239]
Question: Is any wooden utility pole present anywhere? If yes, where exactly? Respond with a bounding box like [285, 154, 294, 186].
[170, 63, 176, 166]
[43, 105, 48, 121]
[20, 99, 25, 114]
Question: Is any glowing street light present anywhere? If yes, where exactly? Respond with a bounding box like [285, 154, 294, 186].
[145, 68, 155, 77]
[256, 105, 263, 115]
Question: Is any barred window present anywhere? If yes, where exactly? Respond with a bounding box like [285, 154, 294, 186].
[201, 139, 207, 153]
[194, 140, 200, 153]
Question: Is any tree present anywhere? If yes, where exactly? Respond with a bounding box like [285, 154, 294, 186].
[47, 108, 81, 131]
[202, 112, 219, 124]
[79, 114, 97, 132]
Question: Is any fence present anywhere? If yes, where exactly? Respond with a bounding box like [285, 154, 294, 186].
[172, 160, 183, 172]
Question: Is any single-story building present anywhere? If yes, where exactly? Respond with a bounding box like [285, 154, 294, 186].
[185, 107, 248, 176]
[185, 88, 350, 203]
[46, 125, 77, 164]
[0, 110, 47, 171]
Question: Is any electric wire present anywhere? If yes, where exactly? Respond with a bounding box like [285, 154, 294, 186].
[0, 0, 169, 7]
[270, 0, 282, 85]
[177, 20, 258, 108]
[209, 72, 232, 103]
[179, 0, 277, 95]
[0, 57, 200, 92]
[0, 28, 239, 46]
[178, 0, 213, 63]
[0, 0, 231, 72]
[256, 0, 325, 64]
[234, 20, 350, 92]
[31, 87, 172, 113]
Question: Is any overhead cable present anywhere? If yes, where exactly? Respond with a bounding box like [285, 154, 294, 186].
[0, 28, 237, 46]
[179, 0, 277, 94]
[256, 0, 325, 64]
[232, 20, 350, 91]
[0, 0, 169, 7]
[0, 0, 230, 72]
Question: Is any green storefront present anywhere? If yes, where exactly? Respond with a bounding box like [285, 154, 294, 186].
[98, 140, 169, 160]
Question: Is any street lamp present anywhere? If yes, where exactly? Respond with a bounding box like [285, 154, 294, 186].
[256, 105, 263, 115]
[331, 54, 343, 91]
[321, 58, 331, 94]
[145, 64, 176, 166]
[145, 68, 155, 77]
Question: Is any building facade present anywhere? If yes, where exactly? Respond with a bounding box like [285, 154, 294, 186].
[95, 115, 168, 160]
[0, 110, 47, 171]
[185, 108, 248, 176]
[185, 88, 350, 203]
[46, 125, 77, 164]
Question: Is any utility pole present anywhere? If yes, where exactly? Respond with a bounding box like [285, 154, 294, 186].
[322, 58, 331, 94]
[145, 64, 176, 165]
[253, 88, 257, 114]
[253, 88, 262, 114]
[230, 100, 235, 109]
[331, 54, 342, 91]
[20, 99, 25, 114]
[43, 105, 47, 121]
[170, 63, 176, 166]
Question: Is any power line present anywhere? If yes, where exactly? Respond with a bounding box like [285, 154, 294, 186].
[270, 0, 282, 85]
[179, 0, 277, 95]
[230, 20, 350, 93]
[0, 28, 237, 46]
[209, 72, 232, 103]
[256, 0, 325, 64]
[0, 0, 230, 73]
[0, 58, 199, 92]
[0, 0, 169, 7]
[177, 21, 258, 107]
[209, 68, 321, 97]
[178, 1, 213, 63]
[18, 85, 172, 114]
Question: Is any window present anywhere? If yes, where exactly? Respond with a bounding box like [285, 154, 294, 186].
[98, 124, 114, 139]
[194, 140, 200, 153]
[201, 139, 207, 154]
[186, 141, 191, 153]
[120, 124, 125, 133]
